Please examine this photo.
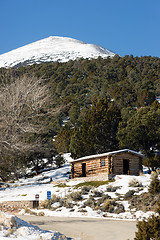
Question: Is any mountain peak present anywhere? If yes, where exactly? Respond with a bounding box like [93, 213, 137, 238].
[0, 36, 116, 68]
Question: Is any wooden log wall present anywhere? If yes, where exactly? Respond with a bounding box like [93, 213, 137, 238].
[72, 156, 109, 178]
[112, 153, 142, 176]
[71, 152, 143, 178]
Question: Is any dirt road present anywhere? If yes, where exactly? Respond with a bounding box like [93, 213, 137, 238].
[19, 215, 137, 240]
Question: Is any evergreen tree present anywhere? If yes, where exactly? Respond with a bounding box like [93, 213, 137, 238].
[135, 211, 160, 240]
[117, 106, 160, 156]
[70, 97, 121, 158]
[54, 124, 73, 153]
[148, 172, 160, 195]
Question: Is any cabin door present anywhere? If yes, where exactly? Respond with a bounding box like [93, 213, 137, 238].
[82, 163, 86, 177]
[123, 159, 130, 175]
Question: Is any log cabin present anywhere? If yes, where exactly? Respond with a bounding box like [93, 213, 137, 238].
[70, 149, 143, 179]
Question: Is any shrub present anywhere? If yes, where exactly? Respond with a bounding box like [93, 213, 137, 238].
[156, 202, 160, 215]
[100, 199, 125, 214]
[84, 198, 95, 208]
[24, 208, 37, 215]
[78, 209, 87, 213]
[129, 192, 160, 212]
[128, 178, 142, 188]
[69, 191, 82, 201]
[149, 172, 160, 195]
[101, 199, 116, 213]
[81, 185, 92, 195]
[51, 194, 61, 203]
[41, 199, 52, 209]
[54, 154, 65, 168]
[38, 211, 45, 216]
[124, 190, 135, 200]
[69, 209, 75, 212]
[135, 215, 160, 240]
[92, 190, 103, 197]
[97, 194, 111, 206]
[106, 185, 118, 192]
[114, 204, 125, 214]
[61, 199, 73, 208]
[41, 194, 61, 209]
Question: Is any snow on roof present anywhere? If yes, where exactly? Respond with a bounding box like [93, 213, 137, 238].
[70, 149, 144, 163]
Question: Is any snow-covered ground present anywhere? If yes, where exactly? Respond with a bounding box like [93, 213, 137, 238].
[0, 211, 68, 240]
[0, 154, 158, 239]
[17, 172, 153, 221]
[0, 154, 72, 202]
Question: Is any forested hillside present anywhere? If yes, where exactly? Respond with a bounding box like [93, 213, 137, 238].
[0, 55, 160, 180]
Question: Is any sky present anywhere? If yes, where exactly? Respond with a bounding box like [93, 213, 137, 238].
[0, 0, 160, 57]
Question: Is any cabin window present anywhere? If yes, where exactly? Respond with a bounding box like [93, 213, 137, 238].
[101, 159, 105, 167]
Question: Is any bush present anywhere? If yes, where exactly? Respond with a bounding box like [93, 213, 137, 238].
[41, 194, 61, 209]
[106, 185, 118, 192]
[92, 190, 103, 197]
[69, 191, 82, 201]
[149, 172, 160, 195]
[101, 199, 116, 213]
[97, 194, 111, 206]
[24, 208, 37, 215]
[38, 211, 45, 216]
[61, 199, 73, 208]
[41, 199, 52, 209]
[78, 209, 87, 213]
[81, 185, 92, 195]
[54, 154, 65, 168]
[124, 190, 135, 200]
[128, 178, 142, 188]
[69, 208, 75, 212]
[51, 194, 61, 203]
[129, 192, 160, 212]
[100, 199, 125, 214]
[84, 198, 95, 208]
[135, 200, 160, 239]
[135, 215, 160, 240]
[114, 204, 125, 214]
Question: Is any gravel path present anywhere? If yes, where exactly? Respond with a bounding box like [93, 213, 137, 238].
[19, 215, 137, 240]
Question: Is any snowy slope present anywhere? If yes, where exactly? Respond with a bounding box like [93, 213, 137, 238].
[0, 36, 116, 68]
[0, 211, 68, 240]
[0, 157, 156, 221]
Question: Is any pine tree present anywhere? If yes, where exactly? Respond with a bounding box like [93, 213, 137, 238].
[70, 97, 121, 158]
[148, 172, 160, 195]
[135, 215, 160, 240]
[135, 174, 160, 239]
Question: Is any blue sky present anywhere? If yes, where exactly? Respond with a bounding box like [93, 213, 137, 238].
[0, 0, 160, 57]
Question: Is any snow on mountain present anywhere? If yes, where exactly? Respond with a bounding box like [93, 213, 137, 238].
[0, 36, 116, 68]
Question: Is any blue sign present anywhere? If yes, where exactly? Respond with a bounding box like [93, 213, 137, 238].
[47, 191, 51, 200]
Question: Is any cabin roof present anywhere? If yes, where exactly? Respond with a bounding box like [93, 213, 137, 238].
[70, 149, 144, 163]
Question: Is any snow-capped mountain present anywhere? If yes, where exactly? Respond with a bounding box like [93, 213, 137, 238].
[0, 36, 116, 68]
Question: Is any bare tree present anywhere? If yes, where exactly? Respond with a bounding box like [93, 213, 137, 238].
[0, 74, 58, 179]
